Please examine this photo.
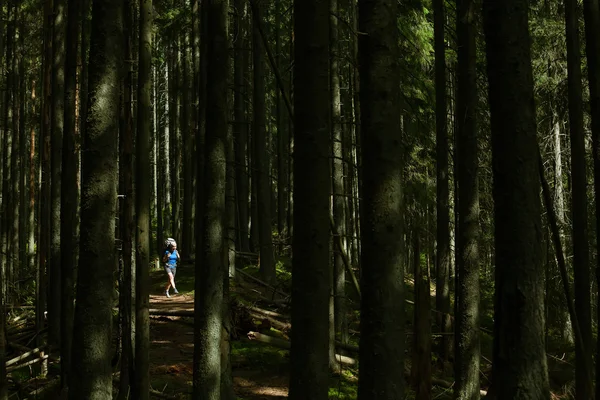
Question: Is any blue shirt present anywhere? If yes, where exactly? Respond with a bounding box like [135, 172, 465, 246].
[165, 250, 179, 268]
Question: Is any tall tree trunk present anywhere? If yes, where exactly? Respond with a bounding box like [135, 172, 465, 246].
[118, 1, 135, 397]
[70, 0, 124, 397]
[28, 78, 37, 321]
[564, 0, 594, 395]
[0, 4, 8, 395]
[482, 0, 550, 396]
[234, 0, 250, 254]
[49, 0, 66, 349]
[193, 0, 229, 397]
[157, 50, 167, 254]
[252, 3, 275, 282]
[10, 3, 20, 303]
[433, 0, 451, 363]
[173, 34, 182, 243]
[134, 0, 153, 398]
[60, 0, 80, 388]
[2, 0, 14, 309]
[330, 0, 348, 349]
[288, 0, 330, 398]
[38, 0, 53, 352]
[18, 1, 27, 302]
[454, 0, 480, 397]
[182, 31, 193, 258]
[275, 0, 288, 251]
[582, 0, 600, 395]
[356, 0, 405, 397]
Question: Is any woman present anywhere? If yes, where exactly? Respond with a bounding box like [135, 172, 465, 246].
[163, 240, 180, 297]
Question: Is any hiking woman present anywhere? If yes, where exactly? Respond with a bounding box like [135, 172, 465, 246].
[163, 240, 180, 297]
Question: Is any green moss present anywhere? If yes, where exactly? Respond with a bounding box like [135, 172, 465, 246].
[231, 340, 289, 371]
[328, 370, 358, 399]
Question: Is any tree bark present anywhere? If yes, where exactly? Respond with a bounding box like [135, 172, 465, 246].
[582, 0, 600, 396]
[330, 0, 348, 350]
[234, 0, 250, 254]
[252, 3, 275, 283]
[411, 227, 431, 400]
[134, 0, 153, 398]
[454, 0, 480, 397]
[49, 0, 66, 349]
[433, 0, 451, 363]
[288, 0, 330, 398]
[60, 0, 80, 388]
[356, 0, 405, 397]
[70, 0, 123, 397]
[193, 0, 229, 397]
[38, 0, 52, 353]
[482, 0, 550, 396]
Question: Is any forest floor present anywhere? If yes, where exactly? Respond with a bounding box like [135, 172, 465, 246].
[144, 260, 455, 400]
[4, 258, 576, 399]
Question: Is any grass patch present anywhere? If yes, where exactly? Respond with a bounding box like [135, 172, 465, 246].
[231, 339, 289, 371]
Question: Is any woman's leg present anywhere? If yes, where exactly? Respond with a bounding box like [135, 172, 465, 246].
[165, 268, 174, 297]
[170, 268, 178, 293]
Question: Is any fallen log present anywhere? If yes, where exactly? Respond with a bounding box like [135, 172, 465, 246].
[245, 305, 288, 320]
[235, 268, 290, 299]
[246, 331, 356, 366]
[149, 309, 193, 317]
[7, 354, 49, 373]
[6, 346, 45, 367]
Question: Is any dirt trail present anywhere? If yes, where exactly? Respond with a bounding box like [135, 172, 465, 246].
[149, 291, 289, 399]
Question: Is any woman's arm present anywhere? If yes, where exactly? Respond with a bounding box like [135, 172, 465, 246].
[162, 252, 169, 263]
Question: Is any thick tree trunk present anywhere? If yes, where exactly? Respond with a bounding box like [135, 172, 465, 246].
[564, 0, 594, 395]
[193, 0, 229, 398]
[454, 0, 481, 397]
[134, 0, 153, 398]
[433, 0, 451, 363]
[288, 0, 330, 398]
[582, 0, 600, 396]
[482, 0, 550, 396]
[60, 0, 80, 388]
[70, 0, 123, 397]
[49, 0, 66, 348]
[117, 1, 134, 396]
[356, 0, 405, 398]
